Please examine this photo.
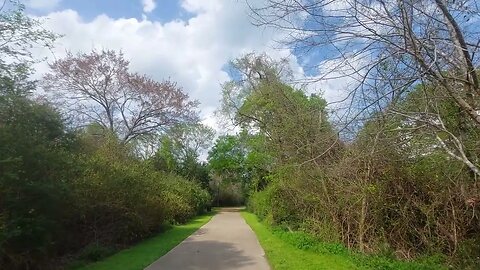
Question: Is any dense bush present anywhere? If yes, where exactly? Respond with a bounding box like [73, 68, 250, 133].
[248, 130, 480, 268]
[0, 7, 212, 266]
[71, 139, 210, 244]
[233, 55, 480, 268]
[0, 91, 78, 268]
[0, 94, 211, 269]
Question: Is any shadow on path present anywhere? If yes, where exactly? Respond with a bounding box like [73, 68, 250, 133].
[147, 239, 257, 270]
[145, 210, 270, 270]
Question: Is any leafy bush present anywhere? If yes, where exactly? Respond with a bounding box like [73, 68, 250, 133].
[247, 140, 479, 268]
[0, 95, 78, 269]
[0, 96, 212, 269]
[71, 138, 211, 246]
[77, 244, 115, 263]
[247, 189, 271, 220]
[453, 238, 480, 270]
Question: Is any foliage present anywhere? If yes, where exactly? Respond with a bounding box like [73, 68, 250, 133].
[250, 0, 480, 175]
[242, 212, 445, 270]
[208, 135, 249, 206]
[238, 81, 338, 164]
[0, 11, 212, 267]
[0, 82, 211, 269]
[0, 90, 76, 268]
[0, 0, 56, 76]
[240, 5, 480, 267]
[208, 135, 246, 174]
[71, 136, 211, 243]
[151, 123, 215, 189]
[225, 54, 480, 268]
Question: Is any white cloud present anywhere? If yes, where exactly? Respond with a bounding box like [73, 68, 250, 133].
[30, 0, 353, 135]
[181, 0, 221, 13]
[26, 0, 61, 10]
[31, 0, 295, 132]
[142, 0, 156, 13]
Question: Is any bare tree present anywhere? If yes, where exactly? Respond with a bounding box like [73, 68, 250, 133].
[249, 0, 480, 176]
[42, 49, 198, 143]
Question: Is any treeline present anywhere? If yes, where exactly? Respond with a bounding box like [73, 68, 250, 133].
[0, 3, 212, 269]
[214, 54, 480, 269]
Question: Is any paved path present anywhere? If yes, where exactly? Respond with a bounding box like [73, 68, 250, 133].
[145, 209, 270, 270]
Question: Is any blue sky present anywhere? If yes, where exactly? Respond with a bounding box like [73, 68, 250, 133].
[26, 0, 192, 22]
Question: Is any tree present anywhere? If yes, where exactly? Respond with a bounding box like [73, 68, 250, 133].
[0, 0, 56, 99]
[388, 83, 480, 176]
[208, 135, 249, 206]
[221, 54, 339, 166]
[165, 123, 215, 185]
[220, 53, 292, 124]
[208, 135, 246, 175]
[0, 0, 56, 76]
[150, 123, 215, 187]
[42, 50, 198, 143]
[249, 0, 480, 176]
[166, 123, 216, 163]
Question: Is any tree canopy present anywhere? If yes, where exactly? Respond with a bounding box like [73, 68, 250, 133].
[43, 50, 198, 143]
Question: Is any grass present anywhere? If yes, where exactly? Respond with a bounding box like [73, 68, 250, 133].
[242, 211, 360, 270]
[74, 212, 215, 270]
[241, 211, 445, 270]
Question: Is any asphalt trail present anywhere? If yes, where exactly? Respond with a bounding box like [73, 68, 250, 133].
[145, 209, 270, 270]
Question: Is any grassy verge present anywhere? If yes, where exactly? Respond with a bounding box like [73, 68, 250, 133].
[74, 212, 215, 270]
[241, 211, 445, 270]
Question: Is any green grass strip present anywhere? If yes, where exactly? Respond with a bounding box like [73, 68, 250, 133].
[77, 212, 215, 270]
[241, 211, 360, 270]
[242, 212, 446, 270]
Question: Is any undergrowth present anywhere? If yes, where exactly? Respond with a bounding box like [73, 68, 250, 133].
[242, 211, 447, 270]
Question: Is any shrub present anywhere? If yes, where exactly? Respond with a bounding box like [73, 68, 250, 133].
[0, 95, 78, 269]
[0, 98, 212, 269]
[71, 139, 211, 247]
[77, 244, 115, 263]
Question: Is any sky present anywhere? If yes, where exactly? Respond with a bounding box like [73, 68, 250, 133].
[24, 0, 349, 133]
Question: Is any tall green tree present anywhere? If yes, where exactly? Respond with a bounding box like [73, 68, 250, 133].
[207, 135, 249, 206]
[151, 123, 215, 188]
[221, 54, 340, 167]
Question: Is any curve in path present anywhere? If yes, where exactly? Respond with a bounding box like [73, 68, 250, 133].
[145, 208, 270, 270]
